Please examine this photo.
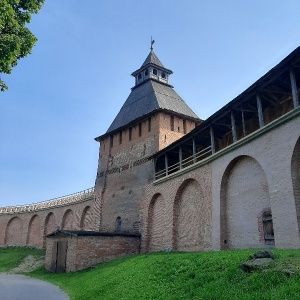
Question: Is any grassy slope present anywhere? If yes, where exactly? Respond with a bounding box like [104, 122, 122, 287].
[1, 248, 299, 299]
[29, 249, 300, 300]
[0, 247, 44, 272]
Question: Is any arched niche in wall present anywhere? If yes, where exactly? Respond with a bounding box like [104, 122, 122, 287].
[115, 216, 122, 232]
[5, 216, 23, 245]
[61, 209, 74, 230]
[80, 206, 93, 230]
[27, 214, 41, 247]
[291, 137, 300, 234]
[220, 155, 272, 250]
[44, 212, 57, 236]
[173, 178, 207, 251]
[147, 193, 167, 252]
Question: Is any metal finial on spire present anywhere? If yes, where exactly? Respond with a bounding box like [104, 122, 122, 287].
[150, 36, 155, 51]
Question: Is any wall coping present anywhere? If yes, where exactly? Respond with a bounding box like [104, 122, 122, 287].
[0, 187, 95, 215]
[46, 229, 141, 238]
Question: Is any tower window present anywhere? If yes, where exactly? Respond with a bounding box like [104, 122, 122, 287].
[138, 73, 142, 81]
[119, 131, 122, 144]
[129, 127, 132, 141]
[183, 120, 186, 134]
[110, 135, 113, 148]
[115, 216, 122, 232]
[145, 69, 149, 76]
[139, 123, 142, 137]
[170, 116, 174, 131]
[148, 117, 151, 132]
[162, 72, 166, 79]
[153, 68, 157, 76]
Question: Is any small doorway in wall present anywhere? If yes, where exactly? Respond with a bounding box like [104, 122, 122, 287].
[50, 240, 68, 273]
[263, 211, 275, 245]
[115, 216, 122, 232]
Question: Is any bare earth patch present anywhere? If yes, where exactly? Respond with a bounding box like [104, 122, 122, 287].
[8, 255, 45, 274]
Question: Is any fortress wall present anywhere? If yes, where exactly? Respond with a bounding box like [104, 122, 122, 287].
[142, 112, 300, 252]
[0, 197, 95, 248]
[95, 112, 196, 234]
[157, 112, 197, 150]
[95, 114, 159, 232]
[45, 234, 141, 273]
[141, 163, 212, 253]
[98, 160, 153, 233]
[97, 114, 160, 176]
[212, 115, 300, 250]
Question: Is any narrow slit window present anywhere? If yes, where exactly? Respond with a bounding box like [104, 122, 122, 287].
[183, 120, 186, 134]
[115, 216, 122, 232]
[110, 135, 113, 148]
[139, 123, 142, 137]
[170, 116, 174, 131]
[129, 127, 132, 141]
[119, 131, 122, 144]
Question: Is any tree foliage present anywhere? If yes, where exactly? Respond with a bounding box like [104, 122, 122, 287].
[0, 0, 44, 91]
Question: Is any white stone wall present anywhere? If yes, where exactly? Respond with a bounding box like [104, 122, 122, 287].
[211, 114, 300, 250]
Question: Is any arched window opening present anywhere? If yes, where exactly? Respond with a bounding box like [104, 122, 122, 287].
[153, 68, 157, 76]
[145, 69, 149, 76]
[263, 211, 275, 245]
[162, 72, 166, 79]
[138, 73, 142, 81]
[115, 216, 122, 232]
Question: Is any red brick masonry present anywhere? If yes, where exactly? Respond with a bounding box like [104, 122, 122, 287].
[45, 230, 141, 272]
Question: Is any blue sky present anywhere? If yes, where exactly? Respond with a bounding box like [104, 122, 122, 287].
[1, 0, 299, 206]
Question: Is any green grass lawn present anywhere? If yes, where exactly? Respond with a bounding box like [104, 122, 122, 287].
[1, 247, 300, 299]
[0, 247, 44, 272]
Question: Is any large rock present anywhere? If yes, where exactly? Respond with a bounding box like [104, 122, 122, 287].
[241, 258, 275, 273]
[241, 250, 275, 273]
[249, 250, 274, 260]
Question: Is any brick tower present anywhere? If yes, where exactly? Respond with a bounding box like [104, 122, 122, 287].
[94, 45, 201, 233]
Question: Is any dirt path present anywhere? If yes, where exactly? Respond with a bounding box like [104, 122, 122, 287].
[7, 255, 45, 274]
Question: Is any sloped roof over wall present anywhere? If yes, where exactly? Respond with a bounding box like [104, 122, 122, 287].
[153, 46, 300, 157]
[46, 229, 141, 238]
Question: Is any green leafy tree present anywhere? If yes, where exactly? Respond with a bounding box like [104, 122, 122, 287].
[0, 0, 44, 91]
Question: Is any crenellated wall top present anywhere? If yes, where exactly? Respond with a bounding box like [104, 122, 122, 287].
[0, 187, 95, 215]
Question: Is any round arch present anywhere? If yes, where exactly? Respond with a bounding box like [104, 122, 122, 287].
[291, 137, 300, 234]
[27, 214, 41, 247]
[220, 155, 272, 249]
[61, 209, 74, 230]
[80, 206, 92, 230]
[44, 212, 57, 236]
[173, 178, 207, 251]
[147, 193, 167, 252]
[5, 217, 23, 245]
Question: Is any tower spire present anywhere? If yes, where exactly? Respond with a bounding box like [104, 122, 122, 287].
[150, 36, 155, 51]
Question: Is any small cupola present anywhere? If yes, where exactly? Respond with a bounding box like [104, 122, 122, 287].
[131, 39, 173, 87]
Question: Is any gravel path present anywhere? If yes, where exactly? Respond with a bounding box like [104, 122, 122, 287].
[0, 274, 69, 300]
